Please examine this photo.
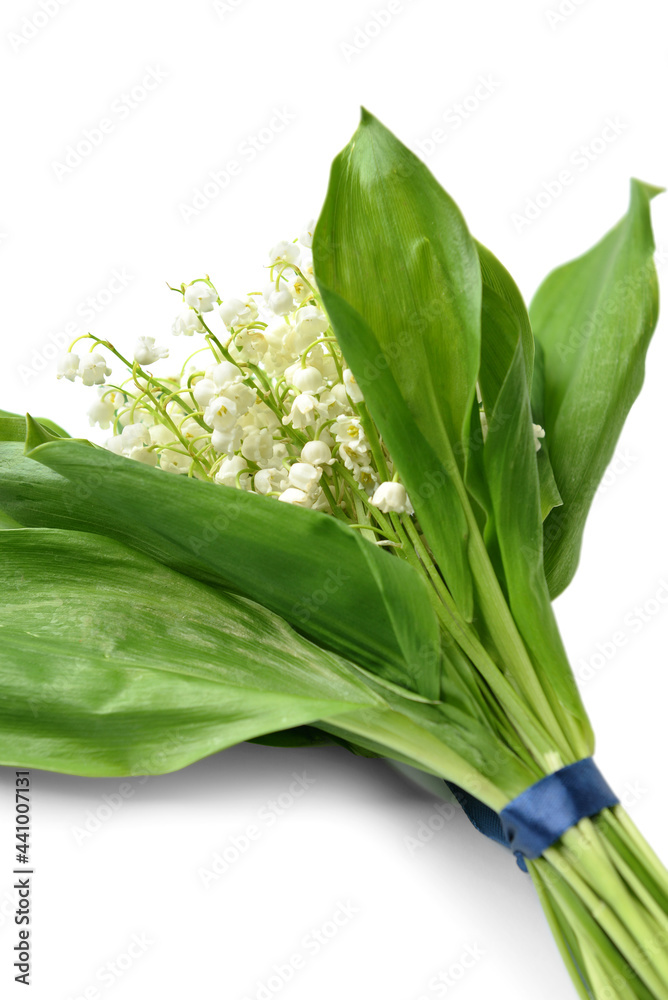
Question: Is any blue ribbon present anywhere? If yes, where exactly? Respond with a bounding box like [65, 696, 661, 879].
[448, 758, 619, 872]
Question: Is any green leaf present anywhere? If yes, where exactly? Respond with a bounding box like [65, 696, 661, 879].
[530, 180, 662, 596]
[474, 259, 591, 751]
[313, 109, 482, 618]
[482, 322, 591, 748]
[0, 508, 20, 529]
[8, 436, 442, 699]
[475, 245, 561, 525]
[0, 409, 69, 443]
[477, 240, 534, 391]
[0, 528, 382, 776]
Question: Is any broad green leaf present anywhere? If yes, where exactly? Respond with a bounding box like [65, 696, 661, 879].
[475, 269, 591, 747]
[476, 247, 561, 524]
[0, 528, 382, 776]
[530, 180, 662, 596]
[313, 110, 481, 617]
[482, 326, 592, 747]
[0, 440, 223, 578]
[6, 434, 442, 699]
[476, 241, 534, 390]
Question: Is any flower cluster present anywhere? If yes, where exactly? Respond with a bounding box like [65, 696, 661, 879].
[56, 225, 414, 544]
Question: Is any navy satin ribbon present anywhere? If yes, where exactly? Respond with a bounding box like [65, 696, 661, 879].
[448, 758, 619, 872]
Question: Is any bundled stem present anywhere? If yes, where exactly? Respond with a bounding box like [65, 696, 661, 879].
[532, 810, 668, 998]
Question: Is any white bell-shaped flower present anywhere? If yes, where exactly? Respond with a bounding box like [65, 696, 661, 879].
[288, 462, 321, 493]
[134, 336, 168, 367]
[300, 440, 333, 467]
[79, 351, 112, 386]
[253, 468, 287, 495]
[286, 393, 318, 429]
[210, 361, 242, 388]
[192, 378, 218, 408]
[87, 389, 116, 429]
[287, 273, 312, 304]
[211, 425, 242, 454]
[288, 365, 324, 394]
[277, 487, 313, 507]
[371, 481, 413, 515]
[219, 297, 258, 328]
[295, 305, 328, 339]
[266, 286, 294, 316]
[241, 428, 274, 463]
[299, 220, 315, 248]
[343, 368, 364, 403]
[263, 318, 290, 350]
[184, 281, 218, 313]
[120, 422, 151, 451]
[57, 352, 80, 382]
[333, 415, 365, 448]
[130, 447, 159, 467]
[215, 455, 250, 488]
[160, 448, 192, 475]
[269, 240, 300, 266]
[172, 307, 204, 337]
[204, 397, 237, 431]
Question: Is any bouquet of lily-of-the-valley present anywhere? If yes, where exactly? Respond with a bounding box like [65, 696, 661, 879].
[1, 110, 666, 999]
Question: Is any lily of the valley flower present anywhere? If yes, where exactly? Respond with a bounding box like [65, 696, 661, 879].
[64, 226, 413, 546]
[56, 352, 81, 382]
[343, 368, 364, 403]
[219, 297, 259, 329]
[184, 280, 218, 313]
[87, 389, 117, 429]
[269, 240, 300, 266]
[300, 440, 334, 466]
[264, 284, 294, 316]
[79, 351, 112, 386]
[288, 462, 322, 493]
[172, 307, 205, 337]
[371, 481, 413, 515]
[134, 336, 169, 367]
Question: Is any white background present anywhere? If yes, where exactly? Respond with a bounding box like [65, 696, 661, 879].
[1, 0, 667, 997]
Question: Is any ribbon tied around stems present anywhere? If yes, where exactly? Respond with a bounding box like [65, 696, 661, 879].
[448, 758, 619, 872]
